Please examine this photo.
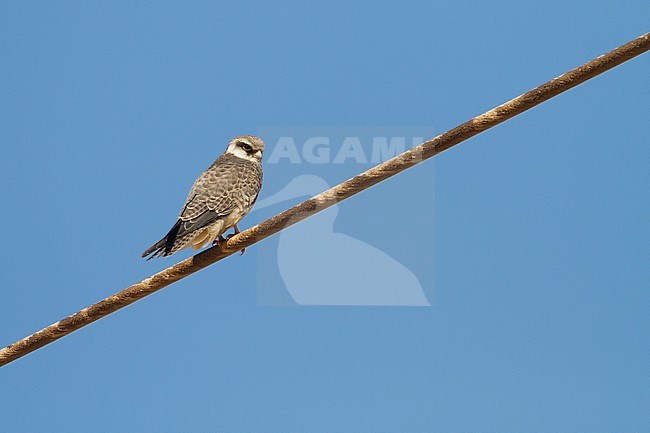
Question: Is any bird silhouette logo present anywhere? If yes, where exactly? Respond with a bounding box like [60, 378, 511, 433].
[256, 175, 430, 306]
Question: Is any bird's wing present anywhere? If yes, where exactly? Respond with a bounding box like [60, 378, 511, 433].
[176, 156, 241, 229]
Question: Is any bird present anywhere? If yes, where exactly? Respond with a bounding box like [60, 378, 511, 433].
[142, 135, 264, 260]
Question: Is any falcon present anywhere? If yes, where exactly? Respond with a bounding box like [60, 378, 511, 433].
[142, 135, 264, 259]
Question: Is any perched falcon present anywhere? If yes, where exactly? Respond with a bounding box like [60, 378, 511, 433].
[142, 135, 264, 259]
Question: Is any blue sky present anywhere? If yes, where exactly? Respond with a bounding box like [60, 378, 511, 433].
[1, 1, 648, 432]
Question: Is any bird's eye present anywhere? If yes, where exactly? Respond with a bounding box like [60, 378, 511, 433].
[239, 142, 252, 152]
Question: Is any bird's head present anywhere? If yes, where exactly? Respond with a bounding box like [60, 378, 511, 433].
[226, 135, 265, 162]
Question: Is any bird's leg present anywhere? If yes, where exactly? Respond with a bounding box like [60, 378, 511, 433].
[226, 224, 245, 255]
[212, 235, 226, 246]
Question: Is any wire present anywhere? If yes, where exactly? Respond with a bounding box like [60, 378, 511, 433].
[1, 32, 648, 368]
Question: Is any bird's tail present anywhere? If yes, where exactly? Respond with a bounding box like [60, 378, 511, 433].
[141, 237, 167, 260]
[141, 219, 183, 260]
